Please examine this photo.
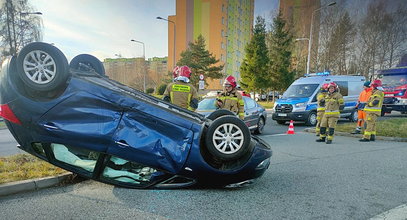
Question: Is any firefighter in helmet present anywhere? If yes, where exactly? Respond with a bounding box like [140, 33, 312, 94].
[359, 79, 384, 142]
[163, 65, 199, 111]
[315, 83, 329, 136]
[216, 75, 245, 120]
[316, 82, 344, 144]
[351, 81, 372, 134]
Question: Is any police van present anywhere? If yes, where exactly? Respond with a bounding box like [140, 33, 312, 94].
[272, 72, 366, 126]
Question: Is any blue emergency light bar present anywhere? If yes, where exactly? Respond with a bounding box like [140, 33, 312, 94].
[304, 71, 331, 77]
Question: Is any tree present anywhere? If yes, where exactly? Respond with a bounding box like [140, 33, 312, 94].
[268, 12, 294, 91]
[240, 16, 270, 93]
[177, 35, 224, 88]
[0, 0, 43, 57]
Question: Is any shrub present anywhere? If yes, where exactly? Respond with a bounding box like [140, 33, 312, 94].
[146, 88, 154, 94]
[157, 84, 168, 95]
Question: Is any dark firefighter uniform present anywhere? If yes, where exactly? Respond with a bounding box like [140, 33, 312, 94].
[163, 81, 198, 111]
[360, 87, 384, 142]
[217, 89, 245, 120]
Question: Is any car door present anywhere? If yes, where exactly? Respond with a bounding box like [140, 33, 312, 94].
[243, 97, 258, 129]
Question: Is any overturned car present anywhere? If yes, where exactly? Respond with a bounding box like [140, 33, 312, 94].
[0, 42, 272, 189]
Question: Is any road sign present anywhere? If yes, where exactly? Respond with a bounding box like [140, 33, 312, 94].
[199, 74, 204, 80]
[199, 80, 205, 90]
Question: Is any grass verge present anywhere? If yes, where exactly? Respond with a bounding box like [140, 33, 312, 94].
[258, 101, 274, 109]
[0, 121, 5, 129]
[336, 118, 407, 138]
[0, 154, 66, 184]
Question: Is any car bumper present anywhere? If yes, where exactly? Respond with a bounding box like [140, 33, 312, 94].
[272, 111, 310, 122]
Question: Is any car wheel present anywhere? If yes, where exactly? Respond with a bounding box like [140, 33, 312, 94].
[349, 109, 358, 122]
[207, 109, 236, 121]
[16, 42, 70, 92]
[306, 111, 317, 126]
[205, 115, 252, 161]
[276, 120, 286, 125]
[254, 117, 265, 135]
[70, 54, 105, 76]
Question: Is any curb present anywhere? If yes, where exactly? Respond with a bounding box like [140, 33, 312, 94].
[0, 172, 74, 197]
[304, 128, 407, 142]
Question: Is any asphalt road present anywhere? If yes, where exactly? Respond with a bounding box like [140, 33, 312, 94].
[0, 114, 406, 219]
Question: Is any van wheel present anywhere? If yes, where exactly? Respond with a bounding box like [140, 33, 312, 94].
[70, 54, 105, 76]
[306, 111, 317, 126]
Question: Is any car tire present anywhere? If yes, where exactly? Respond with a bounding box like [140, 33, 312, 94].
[207, 109, 235, 121]
[276, 120, 286, 125]
[70, 54, 105, 76]
[305, 111, 317, 126]
[16, 42, 70, 92]
[205, 115, 252, 161]
[254, 117, 265, 135]
[349, 109, 358, 122]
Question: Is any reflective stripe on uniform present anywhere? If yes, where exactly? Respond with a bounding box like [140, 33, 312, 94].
[317, 107, 326, 111]
[170, 91, 174, 104]
[219, 96, 239, 101]
[325, 110, 340, 115]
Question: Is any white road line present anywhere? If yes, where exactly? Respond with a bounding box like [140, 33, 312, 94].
[370, 204, 407, 220]
[260, 133, 289, 137]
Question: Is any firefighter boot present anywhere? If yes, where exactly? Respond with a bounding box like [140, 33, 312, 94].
[316, 127, 326, 142]
[359, 138, 370, 142]
[326, 128, 335, 144]
[370, 135, 376, 141]
[351, 128, 361, 134]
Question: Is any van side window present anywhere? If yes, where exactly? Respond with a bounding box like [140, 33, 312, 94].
[335, 81, 348, 96]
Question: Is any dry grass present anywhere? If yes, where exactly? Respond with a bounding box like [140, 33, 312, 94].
[336, 118, 407, 138]
[0, 154, 66, 184]
[257, 101, 275, 109]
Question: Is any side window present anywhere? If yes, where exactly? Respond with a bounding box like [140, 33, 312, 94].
[335, 81, 348, 96]
[245, 98, 256, 109]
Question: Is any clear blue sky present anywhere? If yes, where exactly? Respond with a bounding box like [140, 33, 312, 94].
[30, 0, 277, 61]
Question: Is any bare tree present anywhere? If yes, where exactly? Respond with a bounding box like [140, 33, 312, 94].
[0, 0, 43, 57]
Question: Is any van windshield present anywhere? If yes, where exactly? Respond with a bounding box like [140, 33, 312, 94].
[377, 73, 407, 87]
[282, 84, 319, 98]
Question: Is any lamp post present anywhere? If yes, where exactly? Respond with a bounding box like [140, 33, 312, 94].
[18, 11, 42, 54]
[307, 1, 336, 74]
[295, 38, 309, 74]
[156, 16, 176, 69]
[131, 39, 146, 93]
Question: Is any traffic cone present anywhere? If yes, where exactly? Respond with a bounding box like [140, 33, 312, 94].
[286, 120, 295, 134]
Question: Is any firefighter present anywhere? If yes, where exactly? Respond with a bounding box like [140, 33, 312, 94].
[359, 79, 384, 142]
[351, 81, 372, 134]
[163, 65, 199, 111]
[216, 75, 245, 120]
[315, 83, 329, 136]
[316, 82, 344, 144]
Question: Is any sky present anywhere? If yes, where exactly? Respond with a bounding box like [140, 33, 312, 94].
[29, 0, 278, 61]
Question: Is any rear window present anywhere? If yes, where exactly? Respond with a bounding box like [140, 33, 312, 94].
[335, 81, 348, 96]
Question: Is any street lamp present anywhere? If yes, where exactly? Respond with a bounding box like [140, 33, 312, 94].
[131, 39, 146, 93]
[156, 16, 176, 69]
[306, 1, 336, 74]
[295, 38, 309, 74]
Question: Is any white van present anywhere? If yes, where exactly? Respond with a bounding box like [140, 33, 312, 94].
[272, 74, 366, 126]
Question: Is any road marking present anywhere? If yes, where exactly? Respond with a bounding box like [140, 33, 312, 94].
[370, 204, 407, 220]
[261, 133, 288, 137]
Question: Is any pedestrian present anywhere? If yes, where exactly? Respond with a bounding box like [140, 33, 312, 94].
[163, 65, 199, 111]
[315, 83, 329, 136]
[359, 79, 384, 142]
[216, 75, 245, 120]
[351, 81, 372, 134]
[316, 82, 344, 144]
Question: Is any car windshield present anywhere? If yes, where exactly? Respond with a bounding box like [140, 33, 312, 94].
[282, 84, 319, 98]
[377, 74, 407, 87]
[197, 98, 216, 110]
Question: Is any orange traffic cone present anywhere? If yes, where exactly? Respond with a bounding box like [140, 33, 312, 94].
[286, 120, 295, 134]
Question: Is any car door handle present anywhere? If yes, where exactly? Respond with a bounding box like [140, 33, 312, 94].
[115, 140, 130, 148]
[44, 122, 58, 130]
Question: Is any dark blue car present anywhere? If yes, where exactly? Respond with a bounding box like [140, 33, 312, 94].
[0, 42, 272, 189]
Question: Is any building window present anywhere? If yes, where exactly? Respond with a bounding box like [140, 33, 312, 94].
[222, 17, 224, 25]
[221, 42, 225, 49]
[222, 4, 224, 12]
[222, 29, 224, 37]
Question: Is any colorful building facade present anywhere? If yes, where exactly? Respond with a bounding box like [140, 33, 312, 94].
[167, 0, 254, 90]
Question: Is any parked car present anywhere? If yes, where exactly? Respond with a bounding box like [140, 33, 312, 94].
[196, 96, 267, 134]
[0, 42, 272, 189]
